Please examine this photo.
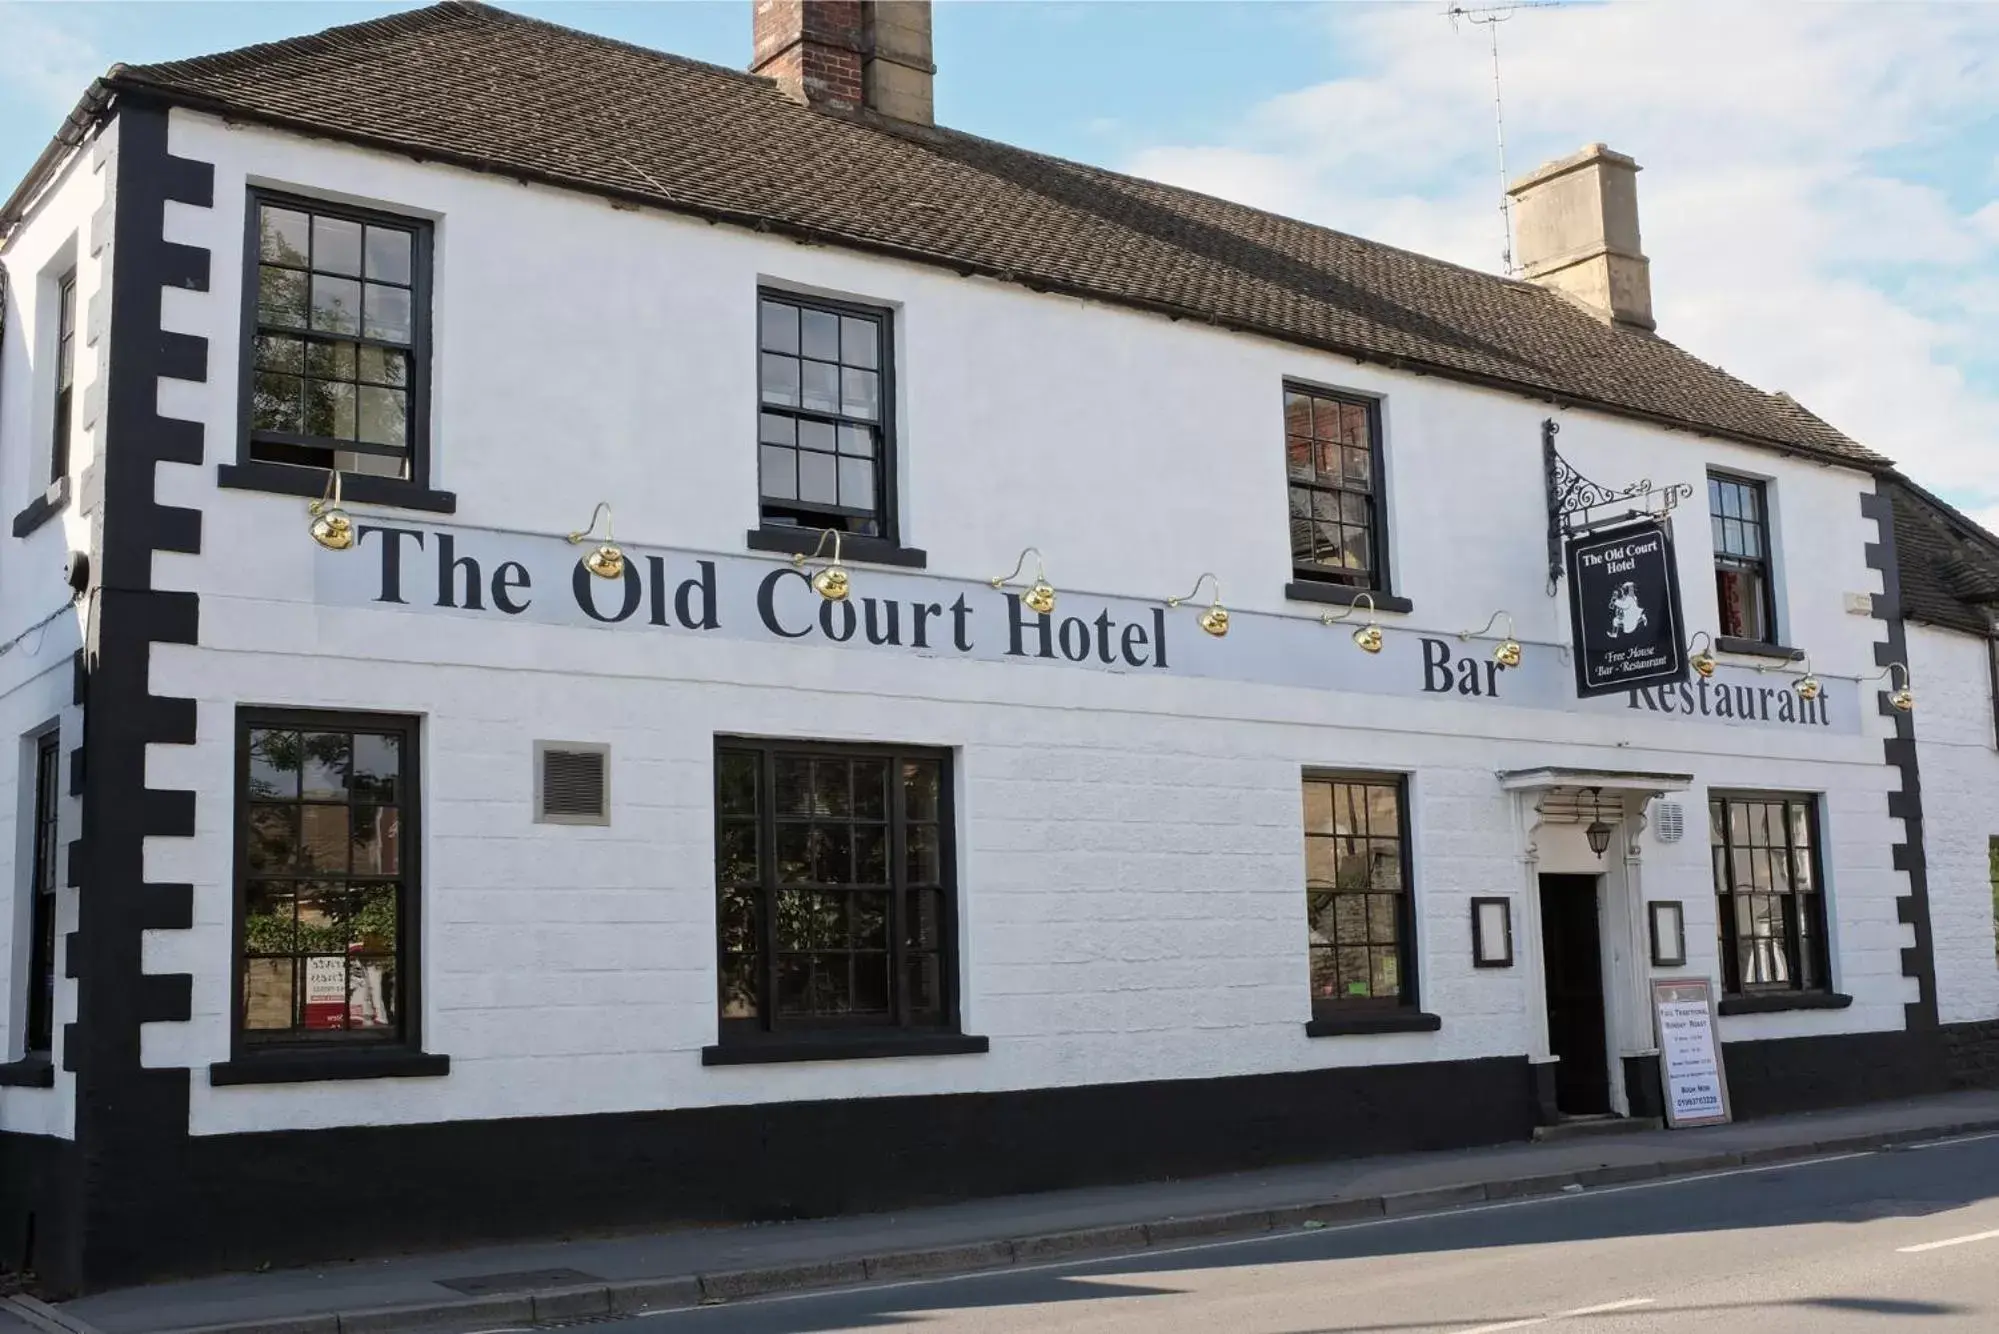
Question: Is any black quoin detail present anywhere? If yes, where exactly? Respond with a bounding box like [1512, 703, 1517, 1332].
[0, 100, 213, 1296]
[1860, 485, 1938, 1031]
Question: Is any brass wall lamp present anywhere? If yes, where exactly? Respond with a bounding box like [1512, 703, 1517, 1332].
[1687, 631, 1718, 679]
[566, 502, 625, 579]
[1758, 651, 1821, 700]
[1461, 611, 1523, 668]
[1319, 592, 1384, 653]
[1166, 572, 1229, 637]
[1867, 661, 1915, 712]
[307, 470, 356, 551]
[990, 546, 1056, 615]
[792, 528, 852, 602]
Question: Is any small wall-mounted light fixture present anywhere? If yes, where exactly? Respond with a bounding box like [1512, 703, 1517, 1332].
[307, 470, 355, 551]
[1757, 649, 1821, 701]
[1166, 572, 1229, 637]
[1461, 610, 1522, 668]
[1687, 631, 1717, 679]
[791, 527, 851, 602]
[990, 546, 1056, 615]
[1866, 661, 1914, 713]
[1319, 592, 1384, 653]
[1471, 896, 1514, 968]
[1649, 901, 1687, 968]
[566, 502, 625, 579]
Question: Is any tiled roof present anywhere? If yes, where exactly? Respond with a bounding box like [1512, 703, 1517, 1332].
[1888, 479, 1999, 636]
[94, 1, 1885, 467]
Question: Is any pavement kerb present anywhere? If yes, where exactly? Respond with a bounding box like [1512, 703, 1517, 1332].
[135, 1113, 1999, 1334]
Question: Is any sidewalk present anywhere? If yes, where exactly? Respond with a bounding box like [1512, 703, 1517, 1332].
[49, 1088, 1999, 1334]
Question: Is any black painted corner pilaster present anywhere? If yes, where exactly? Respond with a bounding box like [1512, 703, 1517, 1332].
[36, 98, 213, 1297]
[1860, 486, 1937, 1032]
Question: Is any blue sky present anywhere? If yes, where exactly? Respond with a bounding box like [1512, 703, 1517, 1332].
[4, 2, 1996, 525]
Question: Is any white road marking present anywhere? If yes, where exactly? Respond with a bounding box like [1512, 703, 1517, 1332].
[1454, 1297, 1653, 1334]
[1897, 1227, 1999, 1254]
[1905, 1130, 1999, 1151]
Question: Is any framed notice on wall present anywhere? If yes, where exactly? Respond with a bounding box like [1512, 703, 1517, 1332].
[1651, 977, 1731, 1128]
[1565, 519, 1688, 698]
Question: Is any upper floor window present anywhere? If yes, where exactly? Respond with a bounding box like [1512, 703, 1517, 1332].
[245, 193, 429, 486]
[50, 269, 76, 483]
[757, 291, 892, 540]
[1286, 386, 1387, 591]
[1709, 472, 1776, 644]
[1710, 793, 1829, 996]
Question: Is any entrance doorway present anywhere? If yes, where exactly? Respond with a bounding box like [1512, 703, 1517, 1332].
[1539, 874, 1610, 1116]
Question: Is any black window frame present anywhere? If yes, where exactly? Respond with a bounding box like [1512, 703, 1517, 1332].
[708, 737, 981, 1063]
[1301, 770, 1435, 1034]
[755, 290, 899, 540]
[1710, 791, 1831, 997]
[220, 189, 454, 515]
[1708, 471, 1779, 646]
[217, 706, 443, 1083]
[1284, 383, 1393, 596]
[50, 268, 76, 485]
[23, 728, 60, 1056]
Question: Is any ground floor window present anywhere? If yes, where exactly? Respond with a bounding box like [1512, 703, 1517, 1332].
[715, 738, 957, 1039]
[22, 729, 60, 1055]
[1710, 792, 1828, 994]
[1302, 771, 1416, 1014]
[235, 708, 419, 1049]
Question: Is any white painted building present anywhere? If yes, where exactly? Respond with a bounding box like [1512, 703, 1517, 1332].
[0, 0, 1993, 1293]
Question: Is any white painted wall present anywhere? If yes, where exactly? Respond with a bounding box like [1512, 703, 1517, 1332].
[1908, 623, 1999, 1025]
[0, 121, 111, 1140]
[124, 110, 1911, 1134]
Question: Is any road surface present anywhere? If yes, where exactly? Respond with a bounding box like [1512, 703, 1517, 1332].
[610, 1129, 1999, 1332]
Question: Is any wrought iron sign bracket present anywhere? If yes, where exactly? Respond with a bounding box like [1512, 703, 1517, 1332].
[1543, 418, 1693, 595]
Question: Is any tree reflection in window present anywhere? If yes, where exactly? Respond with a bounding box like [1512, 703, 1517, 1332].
[239, 718, 409, 1042]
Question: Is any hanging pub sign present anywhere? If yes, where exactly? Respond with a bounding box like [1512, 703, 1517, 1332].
[1565, 518, 1687, 698]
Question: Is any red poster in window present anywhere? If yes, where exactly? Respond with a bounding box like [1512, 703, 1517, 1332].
[302, 955, 347, 1030]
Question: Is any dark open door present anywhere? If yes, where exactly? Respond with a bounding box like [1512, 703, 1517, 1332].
[1539, 874, 1609, 1115]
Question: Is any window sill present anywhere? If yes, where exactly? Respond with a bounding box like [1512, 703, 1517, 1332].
[209, 1048, 451, 1086]
[1284, 581, 1413, 614]
[1717, 991, 1852, 1016]
[1305, 1010, 1442, 1037]
[1714, 636, 1803, 662]
[702, 1032, 989, 1066]
[218, 461, 457, 515]
[0, 1053, 55, 1087]
[745, 527, 927, 570]
[12, 478, 69, 539]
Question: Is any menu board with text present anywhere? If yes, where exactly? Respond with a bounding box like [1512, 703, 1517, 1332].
[1652, 977, 1731, 1128]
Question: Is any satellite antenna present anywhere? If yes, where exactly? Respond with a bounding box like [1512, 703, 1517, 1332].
[1444, 2, 1567, 276]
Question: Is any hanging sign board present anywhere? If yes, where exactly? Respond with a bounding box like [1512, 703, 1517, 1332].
[1565, 519, 1687, 698]
[1651, 977, 1731, 1128]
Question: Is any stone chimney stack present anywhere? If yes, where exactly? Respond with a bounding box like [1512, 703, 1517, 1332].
[751, 0, 935, 125]
[1507, 144, 1654, 331]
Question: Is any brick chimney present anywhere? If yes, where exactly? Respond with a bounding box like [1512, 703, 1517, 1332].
[1507, 144, 1654, 331]
[751, 0, 935, 125]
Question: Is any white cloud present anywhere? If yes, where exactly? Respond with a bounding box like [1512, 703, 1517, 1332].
[1123, 1, 1999, 522]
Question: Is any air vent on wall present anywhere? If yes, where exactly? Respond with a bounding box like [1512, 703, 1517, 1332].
[1654, 799, 1685, 844]
[535, 741, 609, 825]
